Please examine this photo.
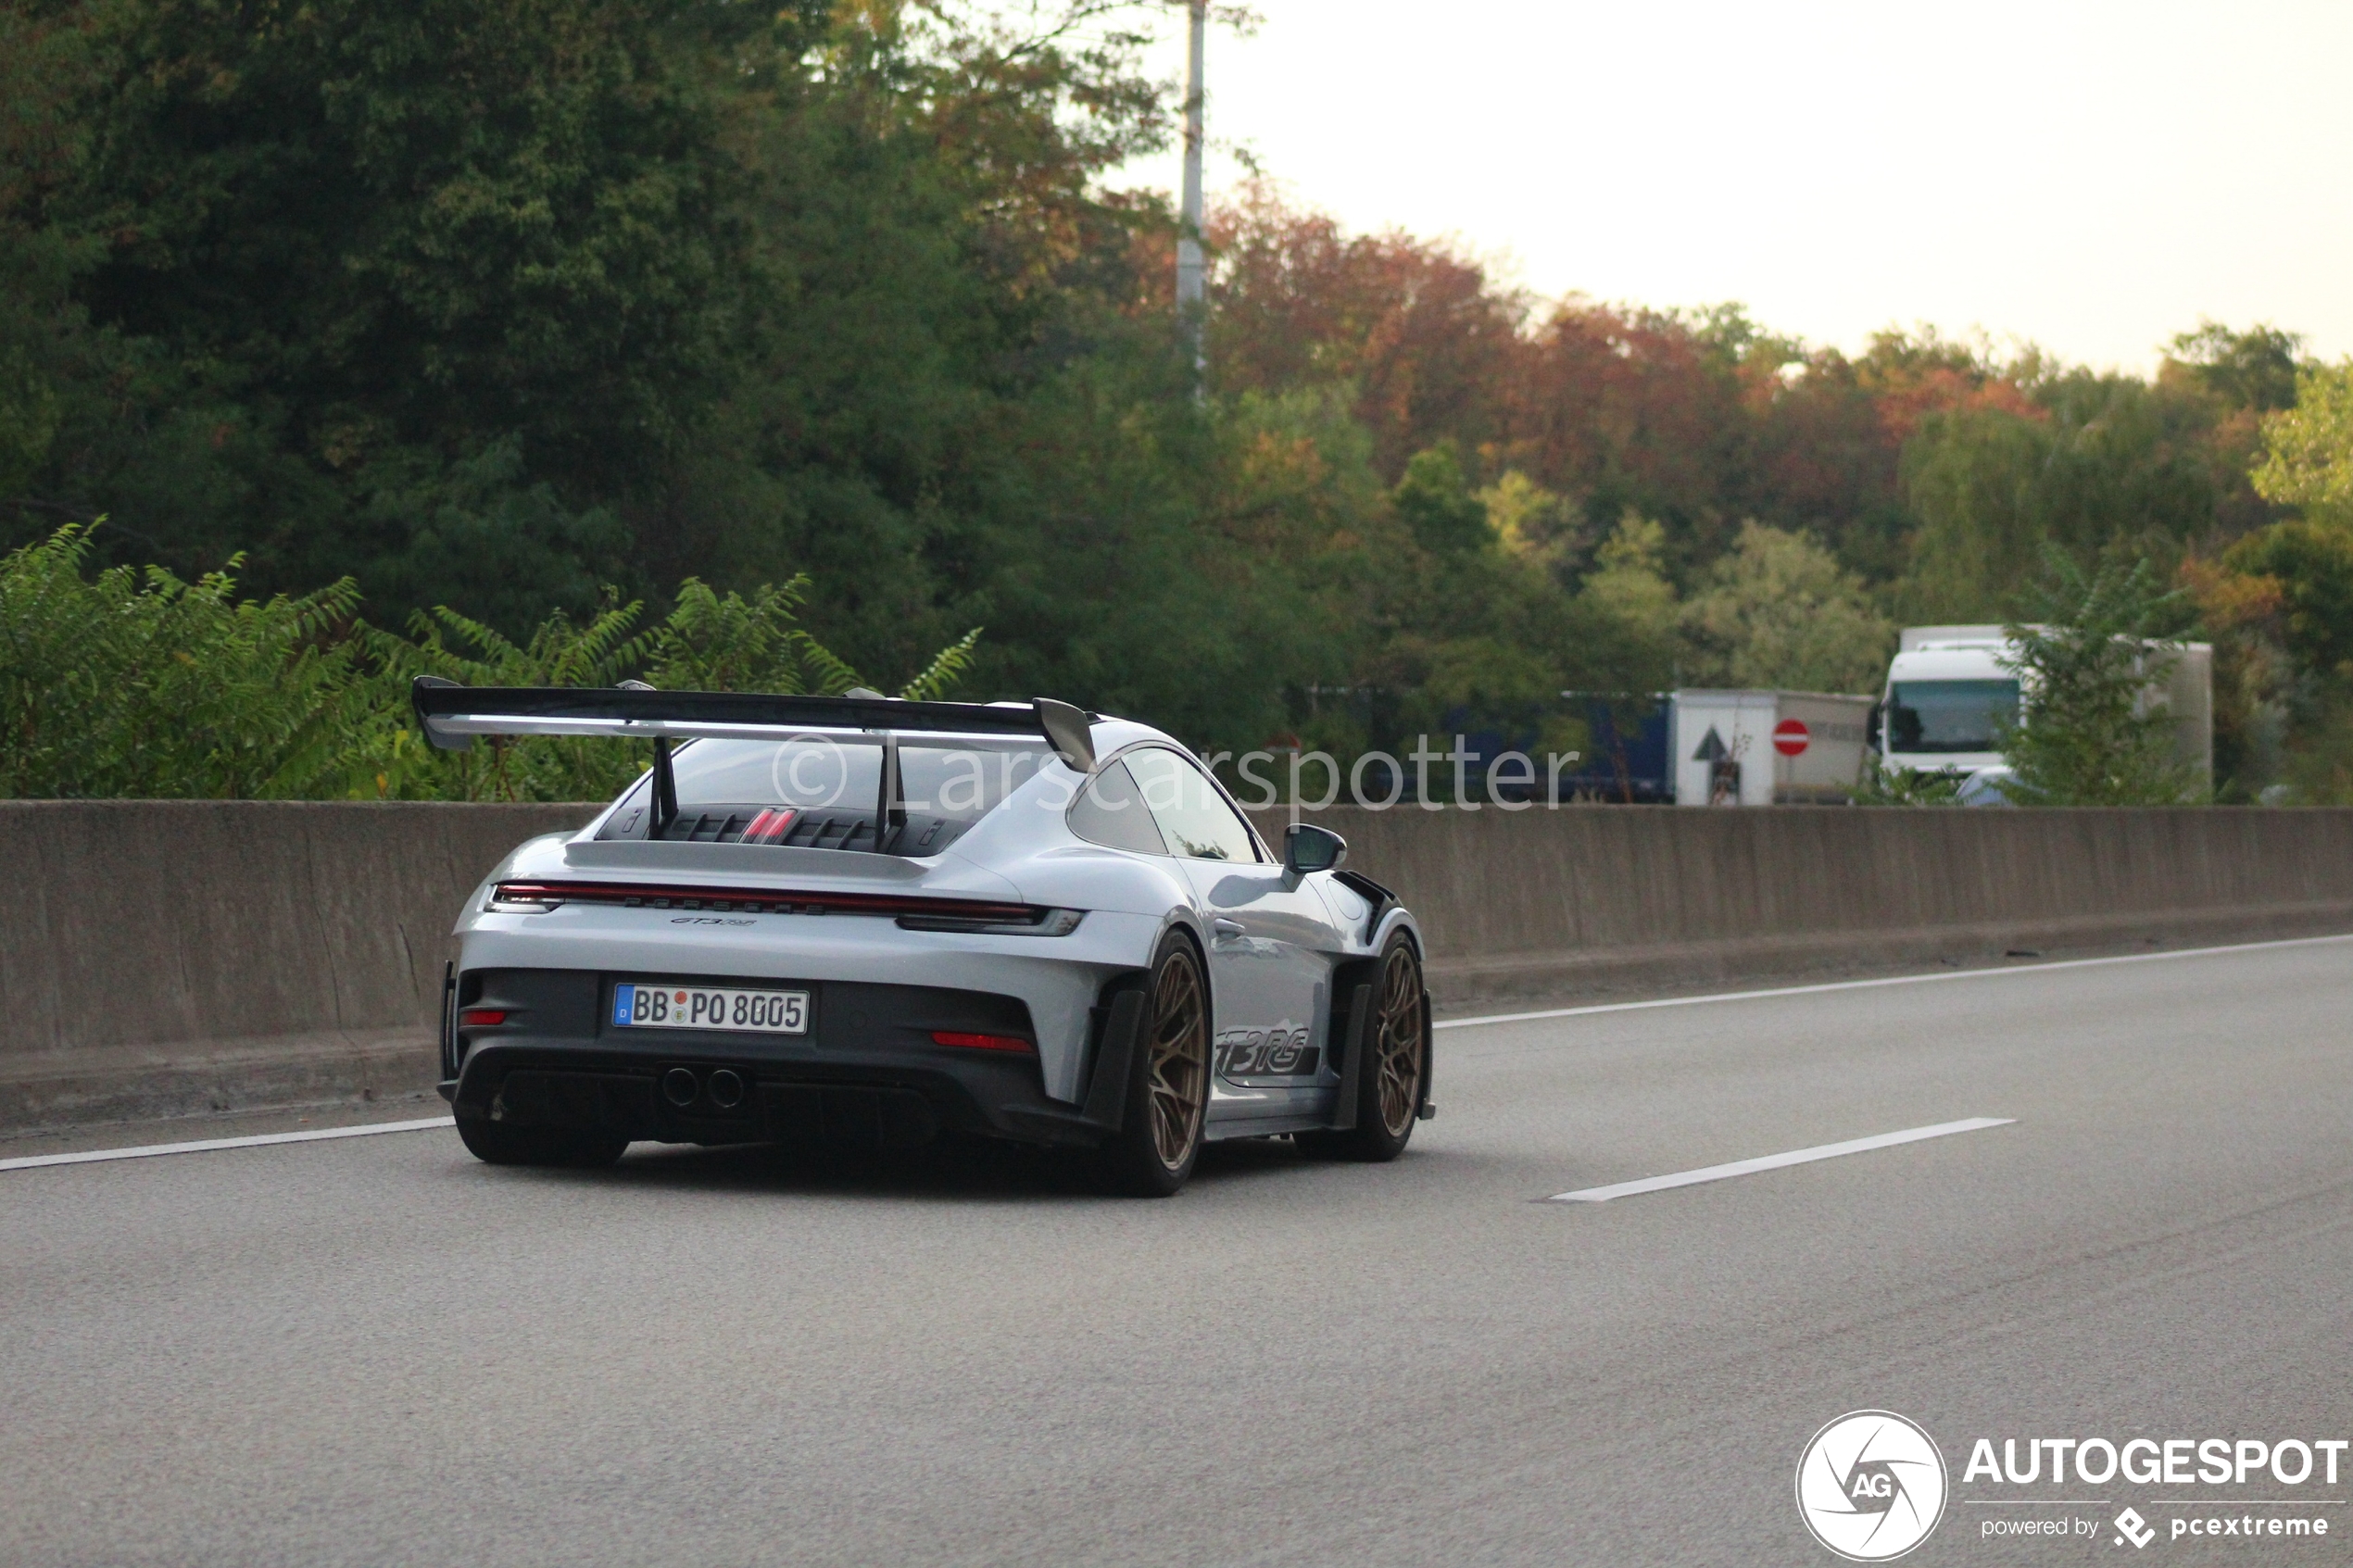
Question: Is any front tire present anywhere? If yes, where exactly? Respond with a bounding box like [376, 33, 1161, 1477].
[456, 1115, 629, 1169]
[1299, 933, 1427, 1162]
[1090, 934, 1211, 1197]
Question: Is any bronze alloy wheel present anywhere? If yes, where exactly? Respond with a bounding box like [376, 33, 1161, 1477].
[1145, 946, 1210, 1170]
[1373, 942, 1425, 1138]
[1294, 931, 1427, 1163]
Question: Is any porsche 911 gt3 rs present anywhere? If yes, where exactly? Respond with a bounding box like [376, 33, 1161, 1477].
[417, 681, 1432, 1196]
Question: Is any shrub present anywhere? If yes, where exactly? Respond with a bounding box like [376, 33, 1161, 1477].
[0, 526, 390, 797]
[1998, 548, 2203, 806]
[0, 524, 979, 800]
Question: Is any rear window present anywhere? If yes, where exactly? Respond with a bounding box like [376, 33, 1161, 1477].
[1067, 759, 1168, 854]
[597, 735, 1057, 855]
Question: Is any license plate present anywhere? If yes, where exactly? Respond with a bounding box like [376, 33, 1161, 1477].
[612, 983, 808, 1035]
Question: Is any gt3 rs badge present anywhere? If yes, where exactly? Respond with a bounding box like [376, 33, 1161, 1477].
[1216, 1027, 1319, 1081]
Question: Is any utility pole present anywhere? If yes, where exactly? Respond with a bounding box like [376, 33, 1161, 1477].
[1176, 0, 1207, 392]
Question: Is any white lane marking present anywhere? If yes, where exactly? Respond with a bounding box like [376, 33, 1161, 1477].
[1549, 1117, 2014, 1203]
[0, 1116, 453, 1173]
[1438, 932, 2353, 1032]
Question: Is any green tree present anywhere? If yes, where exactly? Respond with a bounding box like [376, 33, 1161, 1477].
[2168, 320, 2304, 415]
[1354, 446, 1584, 771]
[1894, 405, 2049, 621]
[7, 0, 811, 621]
[2189, 518, 2353, 802]
[2250, 360, 2353, 524]
[1997, 548, 2202, 806]
[1899, 372, 2219, 622]
[0, 0, 1195, 657]
[2216, 521, 2353, 687]
[1573, 513, 1681, 691]
[1479, 469, 1581, 583]
[1390, 445, 1491, 556]
[2158, 321, 2302, 546]
[1680, 522, 1893, 693]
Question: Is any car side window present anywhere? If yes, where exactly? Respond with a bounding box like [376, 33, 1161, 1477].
[1123, 746, 1261, 863]
[1065, 759, 1168, 855]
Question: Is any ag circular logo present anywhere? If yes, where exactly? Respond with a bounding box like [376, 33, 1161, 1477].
[1796, 1410, 1948, 1561]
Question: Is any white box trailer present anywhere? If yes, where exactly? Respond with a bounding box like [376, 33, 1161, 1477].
[1669, 689, 1876, 806]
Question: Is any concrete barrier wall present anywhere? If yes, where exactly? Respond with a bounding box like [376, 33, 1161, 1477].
[0, 801, 595, 1128]
[6, 800, 2352, 1130]
[1240, 806, 2353, 1000]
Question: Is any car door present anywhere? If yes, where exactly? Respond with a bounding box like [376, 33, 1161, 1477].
[1119, 746, 1340, 1109]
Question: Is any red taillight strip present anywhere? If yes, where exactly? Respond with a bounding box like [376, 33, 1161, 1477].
[931, 1031, 1036, 1054]
[493, 879, 1041, 923]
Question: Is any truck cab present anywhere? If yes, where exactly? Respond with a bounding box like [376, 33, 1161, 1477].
[1878, 627, 2021, 776]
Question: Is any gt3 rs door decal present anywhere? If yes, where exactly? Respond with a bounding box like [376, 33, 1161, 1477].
[1215, 1026, 1319, 1083]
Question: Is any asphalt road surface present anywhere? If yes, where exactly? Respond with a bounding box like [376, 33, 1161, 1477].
[5, 935, 2350, 1567]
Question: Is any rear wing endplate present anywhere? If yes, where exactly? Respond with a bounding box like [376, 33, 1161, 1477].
[409, 679, 1097, 772]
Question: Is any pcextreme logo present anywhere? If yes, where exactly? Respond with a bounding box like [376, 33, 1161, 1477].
[1797, 1411, 1950, 1562]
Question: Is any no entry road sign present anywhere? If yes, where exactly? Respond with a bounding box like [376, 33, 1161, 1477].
[1773, 719, 1810, 757]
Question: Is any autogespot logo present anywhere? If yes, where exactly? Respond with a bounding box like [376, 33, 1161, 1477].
[1797, 1411, 1950, 1562]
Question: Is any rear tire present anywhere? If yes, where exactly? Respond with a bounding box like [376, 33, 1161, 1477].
[1297, 933, 1426, 1162]
[456, 1115, 629, 1169]
[1089, 934, 1211, 1197]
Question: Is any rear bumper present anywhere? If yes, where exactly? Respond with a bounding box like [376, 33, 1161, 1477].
[447, 968, 1138, 1149]
[456, 907, 1165, 1102]
[449, 1045, 1075, 1151]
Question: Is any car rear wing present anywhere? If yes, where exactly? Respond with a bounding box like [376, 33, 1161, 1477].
[412, 679, 1100, 853]
[410, 679, 1099, 772]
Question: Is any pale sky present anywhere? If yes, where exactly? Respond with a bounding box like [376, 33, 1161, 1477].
[1125, 0, 2353, 373]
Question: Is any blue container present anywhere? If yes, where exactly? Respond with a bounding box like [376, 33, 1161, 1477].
[1552, 694, 1670, 804]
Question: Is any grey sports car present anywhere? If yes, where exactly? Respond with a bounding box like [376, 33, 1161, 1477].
[418, 683, 1432, 1196]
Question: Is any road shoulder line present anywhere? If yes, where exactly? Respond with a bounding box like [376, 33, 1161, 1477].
[1549, 1117, 2015, 1202]
[1440, 932, 2353, 1032]
[0, 1116, 454, 1173]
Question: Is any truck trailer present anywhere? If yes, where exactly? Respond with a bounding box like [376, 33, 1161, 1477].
[1669, 689, 1877, 806]
[1878, 624, 2212, 786]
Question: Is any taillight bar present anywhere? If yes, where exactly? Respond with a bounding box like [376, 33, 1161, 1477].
[931, 1030, 1036, 1054]
[490, 879, 1045, 924]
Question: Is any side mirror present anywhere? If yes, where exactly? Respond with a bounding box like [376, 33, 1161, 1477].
[1283, 822, 1346, 875]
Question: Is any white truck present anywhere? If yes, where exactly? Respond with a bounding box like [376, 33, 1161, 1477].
[1877, 624, 2212, 789]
